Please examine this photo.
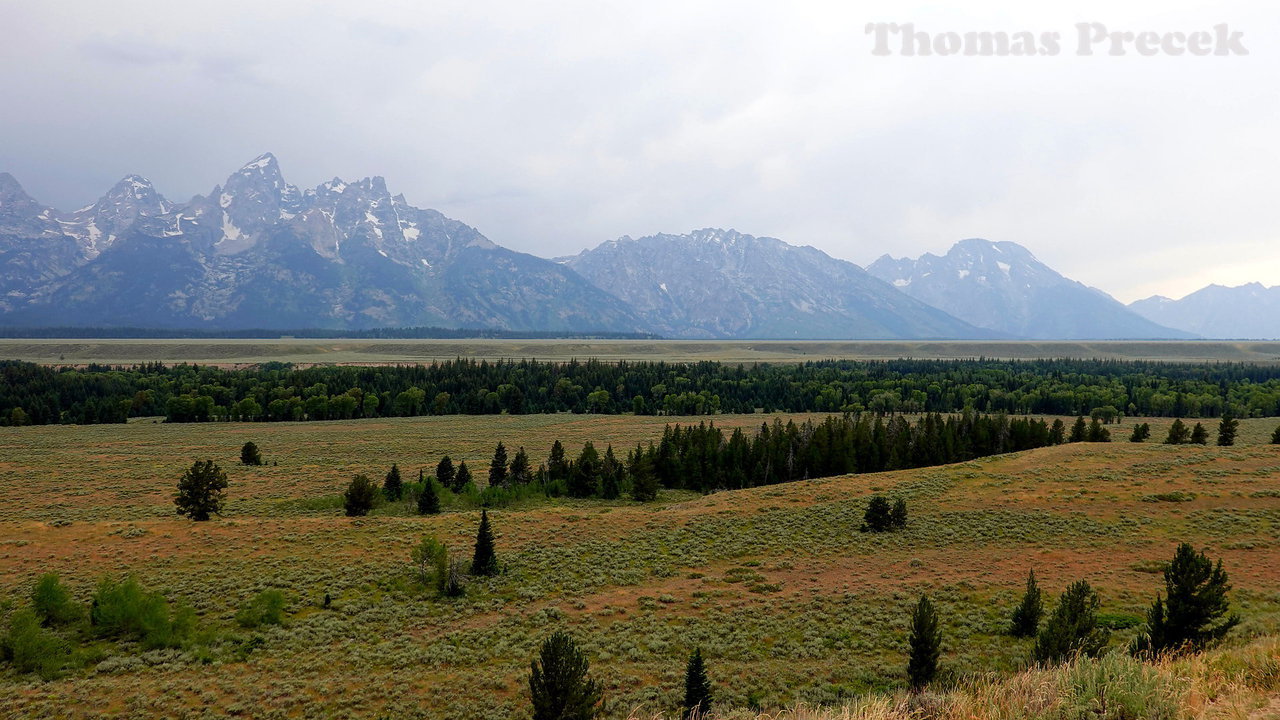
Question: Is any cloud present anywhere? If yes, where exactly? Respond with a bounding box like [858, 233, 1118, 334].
[1, 0, 1277, 303]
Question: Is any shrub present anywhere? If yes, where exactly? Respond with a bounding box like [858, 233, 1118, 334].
[31, 573, 83, 627]
[90, 577, 190, 649]
[2, 608, 70, 680]
[235, 589, 286, 628]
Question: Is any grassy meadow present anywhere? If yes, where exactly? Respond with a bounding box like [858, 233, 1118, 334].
[1, 414, 1279, 718]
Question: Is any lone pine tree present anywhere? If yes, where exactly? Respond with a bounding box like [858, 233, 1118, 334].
[529, 631, 602, 720]
[1009, 569, 1043, 637]
[907, 595, 941, 689]
[471, 509, 499, 576]
[1137, 543, 1239, 655]
[863, 495, 895, 532]
[175, 460, 228, 521]
[681, 648, 713, 719]
[239, 441, 262, 466]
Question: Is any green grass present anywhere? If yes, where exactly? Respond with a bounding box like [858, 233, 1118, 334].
[1, 414, 1279, 718]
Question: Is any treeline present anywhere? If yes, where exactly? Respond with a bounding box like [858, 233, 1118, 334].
[6, 356, 1280, 425]
[349, 413, 1064, 510]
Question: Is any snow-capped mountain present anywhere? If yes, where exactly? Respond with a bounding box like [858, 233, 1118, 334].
[1130, 283, 1280, 339]
[561, 228, 995, 339]
[0, 154, 645, 332]
[867, 238, 1193, 340]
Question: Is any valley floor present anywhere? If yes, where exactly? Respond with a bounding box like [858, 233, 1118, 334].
[1, 414, 1278, 718]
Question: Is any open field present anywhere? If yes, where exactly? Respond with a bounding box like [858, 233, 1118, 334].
[7, 338, 1280, 366]
[2, 414, 1280, 718]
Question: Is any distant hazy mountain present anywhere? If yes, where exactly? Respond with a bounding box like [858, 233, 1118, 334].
[561, 228, 994, 339]
[1130, 283, 1280, 339]
[867, 238, 1193, 340]
[0, 154, 646, 332]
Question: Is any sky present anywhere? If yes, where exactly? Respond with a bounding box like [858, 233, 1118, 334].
[0, 0, 1276, 303]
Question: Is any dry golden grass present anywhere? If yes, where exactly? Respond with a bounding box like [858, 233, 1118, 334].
[6, 338, 1280, 365]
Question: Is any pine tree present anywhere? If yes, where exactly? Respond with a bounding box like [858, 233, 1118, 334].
[1190, 422, 1208, 445]
[1049, 418, 1066, 444]
[343, 474, 378, 517]
[1068, 416, 1087, 443]
[1217, 414, 1239, 446]
[1086, 418, 1110, 442]
[601, 445, 622, 500]
[488, 442, 509, 488]
[384, 464, 403, 501]
[528, 631, 602, 720]
[471, 509, 498, 576]
[1165, 419, 1190, 444]
[1272, 424, 1280, 444]
[1034, 580, 1108, 664]
[1136, 543, 1238, 655]
[890, 498, 908, 529]
[548, 440, 570, 481]
[417, 476, 440, 515]
[436, 456, 457, 491]
[629, 446, 659, 502]
[240, 441, 263, 466]
[510, 447, 531, 484]
[863, 495, 894, 532]
[681, 648, 713, 719]
[1009, 569, 1043, 637]
[907, 595, 941, 690]
[175, 460, 228, 521]
[569, 442, 601, 498]
[456, 461, 474, 491]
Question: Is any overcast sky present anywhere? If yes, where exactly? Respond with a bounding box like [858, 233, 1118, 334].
[1, 0, 1276, 302]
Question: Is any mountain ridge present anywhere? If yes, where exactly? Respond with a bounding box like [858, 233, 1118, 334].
[867, 238, 1194, 340]
[562, 228, 998, 339]
[0, 154, 646, 333]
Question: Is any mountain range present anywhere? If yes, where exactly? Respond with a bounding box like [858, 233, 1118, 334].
[0, 153, 1250, 340]
[866, 239, 1193, 340]
[1129, 284, 1280, 339]
[0, 155, 644, 332]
